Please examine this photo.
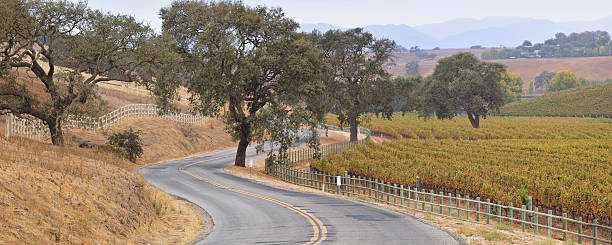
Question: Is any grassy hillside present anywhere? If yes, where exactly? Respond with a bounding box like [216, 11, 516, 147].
[500, 83, 612, 116]
[389, 51, 612, 92]
[0, 67, 237, 242]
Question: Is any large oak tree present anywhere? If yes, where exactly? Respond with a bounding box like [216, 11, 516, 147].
[161, 1, 327, 167]
[0, 0, 165, 145]
[420, 52, 506, 128]
[315, 28, 396, 141]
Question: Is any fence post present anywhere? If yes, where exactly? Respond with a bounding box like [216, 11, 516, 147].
[562, 213, 567, 241]
[393, 184, 398, 205]
[386, 182, 390, 203]
[447, 193, 452, 216]
[521, 205, 526, 232]
[400, 185, 405, 207]
[439, 192, 444, 214]
[497, 201, 502, 225]
[466, 195, 470, 221]
[375, 179, 379, 202]
[578, 216, 583, 244]
[547, 210, 552, 238]
[509, 203, 513, 226]
[367, 177, 372, 197]
[457, 194, 462, 218]
[486, 199, 491, 224]
[476, 197, 481, 222]
[534, 207, 539, 234]
[420, 189, 425, 211]
[593, 219, 597, 245]
[429, 190, 434, 213]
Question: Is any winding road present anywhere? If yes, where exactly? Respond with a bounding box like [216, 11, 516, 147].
[139, 146, 459, 244]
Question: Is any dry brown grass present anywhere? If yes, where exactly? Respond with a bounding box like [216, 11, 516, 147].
[0, 135, 204, 244]
[68, 118, 235, 169]
[389, 52, 612, 93]
[0, 60, 239, 244]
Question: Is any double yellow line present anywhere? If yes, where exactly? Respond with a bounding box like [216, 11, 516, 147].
[179, 153, 327, 245]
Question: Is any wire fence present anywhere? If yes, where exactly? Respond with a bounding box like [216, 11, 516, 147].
[5, 104, 208, 141]
[265, 124, 611, 244]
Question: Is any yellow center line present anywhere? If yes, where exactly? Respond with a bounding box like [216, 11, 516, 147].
[179, 151, 327, 245]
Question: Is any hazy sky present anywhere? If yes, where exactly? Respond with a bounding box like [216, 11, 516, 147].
[79, 0, 612, 32]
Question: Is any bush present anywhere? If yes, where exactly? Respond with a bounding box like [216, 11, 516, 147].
[98, 144, 129, 160]
[107, 128, 143, 162]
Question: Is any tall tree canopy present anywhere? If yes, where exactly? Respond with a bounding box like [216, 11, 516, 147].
[499, 70, 523, 103]
[161, 1, 327, 167]
[535, 71, 556, 89]
[0, 0, 165, 145]
[549, 70, 580, 92]
[420, 53, 505, 128]
[314, 28, 396, 141]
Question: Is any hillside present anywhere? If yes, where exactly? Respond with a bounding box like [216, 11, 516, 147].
[0, 68, 236, 242]
[388, 53, 612, 92]
[500, 83, 612, 116]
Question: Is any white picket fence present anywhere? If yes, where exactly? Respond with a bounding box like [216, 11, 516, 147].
[98, 81, 191, 105]
[4, 104, 208, 141]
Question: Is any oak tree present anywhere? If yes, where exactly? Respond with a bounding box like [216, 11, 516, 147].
[315, 28, 396, 141]
[161, 1, 327, 167]
[420, 53, 505, 128]
[0, 0, 164, 145]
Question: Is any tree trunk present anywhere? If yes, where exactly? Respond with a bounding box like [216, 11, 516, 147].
[48, 117, 64, 146]
[349, 115, 358, 142]
[467, 113, 480, 128]
[234, 123, 251, 167]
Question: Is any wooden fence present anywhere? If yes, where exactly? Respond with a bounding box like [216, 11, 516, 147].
[98, 81, 191, 105]
[5, 104, 208, 141]
[265, 125, 611, 244]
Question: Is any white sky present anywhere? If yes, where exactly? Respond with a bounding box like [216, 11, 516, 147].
[78, 0, 612, 32]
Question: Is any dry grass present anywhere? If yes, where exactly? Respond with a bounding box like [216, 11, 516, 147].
[389, 52, 612, 92]
[68, 118, 235, 169]
[0, 61, 238, 244]
[0, 136, 204, 244]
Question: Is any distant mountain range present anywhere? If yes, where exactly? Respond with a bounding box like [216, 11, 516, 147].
[299, 16, 612, 49]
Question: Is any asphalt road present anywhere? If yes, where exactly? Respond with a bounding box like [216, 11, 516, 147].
[139, 146, 459, 245]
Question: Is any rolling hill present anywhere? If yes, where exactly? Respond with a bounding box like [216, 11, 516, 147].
[499, 83, 612, 116]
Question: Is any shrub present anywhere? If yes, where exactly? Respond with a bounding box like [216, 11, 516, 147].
[98, 144, 129, 160]
[107, 128, 143, 162]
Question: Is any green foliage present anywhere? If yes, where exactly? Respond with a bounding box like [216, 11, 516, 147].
[393, 76, 423, 113]
[549, 70, 580, 92]
[314, 28, 395, 141]
[499, 70, 523, 103]
[580, 78, 612, 86]
[161, 1, 326, 166]
[420, 52, 506, 128]
[535, 71, 556, 89]
[405, 61, 419, 76]
[106, 128, 143, 162]
[0, 0, 164, 145]
[521, 40, 533, 47]
[98, 144, 129, 160]
[529, 80, 534, 94]
[500, 83, 612, 116]
[484, 31, 612, 59]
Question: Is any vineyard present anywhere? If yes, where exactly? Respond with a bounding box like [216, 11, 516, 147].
[326, 113, 612, 140]
[500, 83, 612, 116]
[311, 138, 612, 219]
